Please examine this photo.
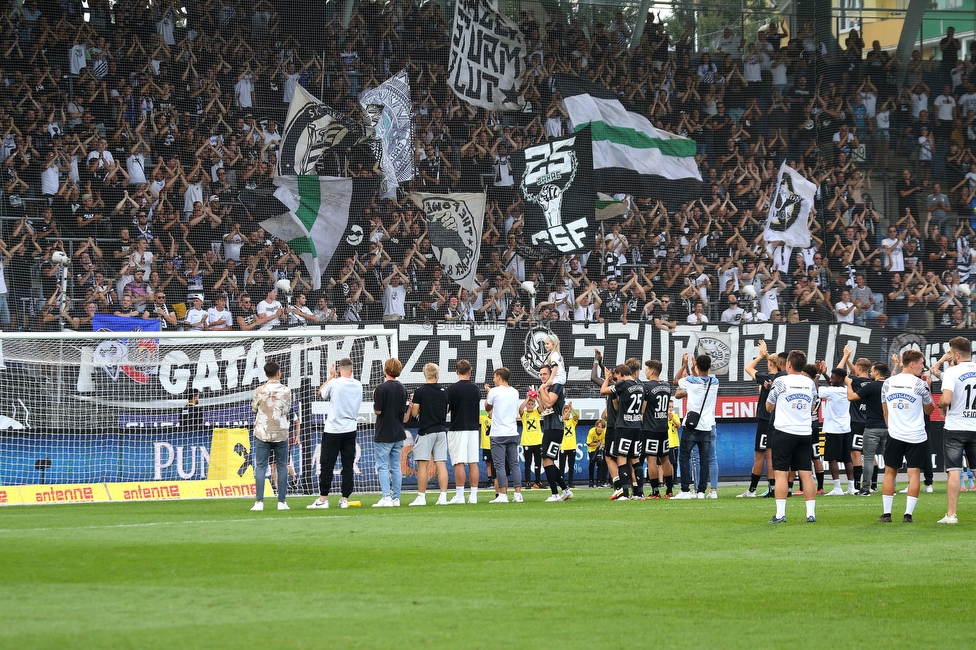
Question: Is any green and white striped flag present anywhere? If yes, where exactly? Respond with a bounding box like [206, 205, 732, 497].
[261, 175, 353, 290]
[555, 74, 702, 200]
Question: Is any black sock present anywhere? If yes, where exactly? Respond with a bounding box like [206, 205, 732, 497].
[816, 472, 824, 491]
[664, 475, 674, 494]
[768, 478, 775, 489]
[544, 465, 560, 495]
[872, 466, 879, 489]
[612, 476, 621, 490]
[749, 473, 761, 492]
[635, 473, 645, 497]
[788, 481, 794, 491]
[649, 477, 660, 495]
[618, 465, 631, 497]
[854, 466, 863, 490]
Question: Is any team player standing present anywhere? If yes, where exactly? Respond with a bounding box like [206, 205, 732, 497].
[280, 342, 965, 523]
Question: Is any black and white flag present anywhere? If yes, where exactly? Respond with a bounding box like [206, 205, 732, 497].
[449, 0, 526, 111]
[277, 85, 369, 177]
[359, 69, 415, 199]
[409, 192, 485, 290]
[764, 161, 817, 252]
[513, 127, 596, 254]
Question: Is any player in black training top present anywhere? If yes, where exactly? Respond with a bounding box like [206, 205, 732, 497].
[595, 350, 622, 495]
[642, 360, 674, 498]
[742, 342, 786, 497]
[609, 364, 645, 501]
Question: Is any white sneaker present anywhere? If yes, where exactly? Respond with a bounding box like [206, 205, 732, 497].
[826, 488, 846, 496]
[697, 492, 706, 499]
[435, 495, 449, 506]
[545, 494, 562, 502]
[672, 491, 696, 500]
[489, 494, 509, 503]
[938, 513, 959, 524]
[339, 498, 349, 509]
[392, 498, 400, 507]
[372, 496, 394, 508]
[250, 501, 264, 511]
[560, 489, 574, 501]
[737, 490, 756, 498]
[925, 485, 934, 493]
[448, 494, 466, 505]
[899, 487, 908, 494]
[409, 495, 427, 507]
[512, 492, 524, 503]
[847, 487, 857, 495]
[467, 494, 477, 505]
[306, 498, 328, 509]
[277, 501, 290, 511]
[706, 490, 718, 499]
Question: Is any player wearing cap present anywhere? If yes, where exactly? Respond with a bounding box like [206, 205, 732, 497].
[765, 350, 819, 523]
[877, 350, 934, 523]
[642, 360, 673, 499]
[936, 337, 976, 524]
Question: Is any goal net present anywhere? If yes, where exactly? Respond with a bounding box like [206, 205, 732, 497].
[0, 328, 394, 505]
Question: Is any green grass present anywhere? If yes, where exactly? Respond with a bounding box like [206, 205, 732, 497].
[1, 485, 973, 649]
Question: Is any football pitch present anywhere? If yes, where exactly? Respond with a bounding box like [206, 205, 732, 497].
[1, 486, 973, 650]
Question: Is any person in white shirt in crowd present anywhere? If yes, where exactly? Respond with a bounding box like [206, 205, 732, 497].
[766, 350, 819, 523]
[256, 287, 285, 329]
[381, 266, 410, 321]
[288, 292, 324, 325]
[833, 288, 856, 324]
[877, 349, 934, 523]
[687, 302, 708, 324]
[206, 295, 233, 331]
[485, 367, 524, 503]
[250, 361, 292, 511]
[308, 358, 364, 510]
[184, 294, 207, 331]
[720, 294, 745, 324]
[881, 228, 905, 272]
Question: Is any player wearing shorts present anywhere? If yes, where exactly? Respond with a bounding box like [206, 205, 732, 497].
[819, 366, 852, 495]
[936, 337, 976, 524]
[765, 350, 819, 523]
[878, 349, 934, 523]
[741, 342, 785, 497]
[409, 363, 451, 506]
[609, 364, 645, 501]
[843, 347, 872, 493]
[642, 360, 673, 499]
[801, 363, 826, 496]
[446, 359, 482, 504]
[538, 364, 573, 502]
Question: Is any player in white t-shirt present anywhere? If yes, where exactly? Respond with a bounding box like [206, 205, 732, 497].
[484, 367, 523, 503]
[935, 336, 976, 524]
[878, 349, 934, 523]
[820, 367, 853, 495]
[765, 350, 819, 523]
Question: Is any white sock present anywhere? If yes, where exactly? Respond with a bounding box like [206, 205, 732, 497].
[805, 500, 816, 518]
[470, 487, 479, 497]
[456, 486, 464, 497]
[906, 495, 918, 515]
[775, 499, 787, 518]
[833, 479, 842, 491]
[439, 491, 448, 501]
[882, 494, 894, 515]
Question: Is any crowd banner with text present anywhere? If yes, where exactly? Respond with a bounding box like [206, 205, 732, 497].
[448, 0, 526, 111]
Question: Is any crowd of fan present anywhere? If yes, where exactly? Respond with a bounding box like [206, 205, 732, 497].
[2, 0, 976, 333]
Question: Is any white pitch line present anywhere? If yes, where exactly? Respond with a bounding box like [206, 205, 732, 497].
[0, 514, 352, 534]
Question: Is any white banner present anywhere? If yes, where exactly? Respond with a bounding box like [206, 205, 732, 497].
[764, 161, 817, 251]
[409, 192, 485, 290]
[359, 69, 415, 199]
[687, 331, 734, 375]
[277, 85, 355, 177]
[448, 0, 526, 111]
